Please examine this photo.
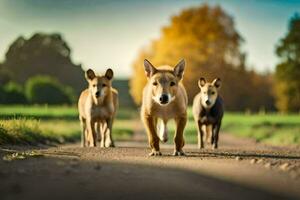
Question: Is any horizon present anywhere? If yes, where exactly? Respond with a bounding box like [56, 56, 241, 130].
[1, 0, 300, 78]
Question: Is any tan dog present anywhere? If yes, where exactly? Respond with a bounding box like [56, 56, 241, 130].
[141, 59, 188, 156]
[192, 77, 223, 149]
[78, 68, 118, 147]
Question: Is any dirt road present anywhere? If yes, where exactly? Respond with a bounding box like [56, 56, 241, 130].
[1, 132, 300, 200]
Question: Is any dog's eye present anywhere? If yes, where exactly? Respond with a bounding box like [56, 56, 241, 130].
[153, 82, 158, 86]
[102, 83, 106, 87]
[92, 84, 96, 87]
[211, 91, 215, 95]
[170, 81, 175, 86]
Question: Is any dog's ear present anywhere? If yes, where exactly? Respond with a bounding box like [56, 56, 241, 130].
[105, 68, 114, 80]
[212, 78, 221, 89]
[144, 59, 157, 78]
[198, 77, 206, 88]
[174, 59, 185, 80]
[86, 69, 96, 81]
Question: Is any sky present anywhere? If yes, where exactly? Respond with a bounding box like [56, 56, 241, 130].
[0, 0, 300, 78]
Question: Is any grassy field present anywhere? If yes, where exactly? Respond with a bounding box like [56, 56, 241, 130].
[221, 113, 300, 145]
[168, 108, 300, 146]
[0, 105, 299, 146]
[0, 105, 137, 145]
[0, 105, 136, 120]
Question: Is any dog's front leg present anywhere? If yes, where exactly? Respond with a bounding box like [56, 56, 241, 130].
[173, 116, 187, 156]
[196, 120, 204, 149]
[86, 118, 97, 147]
[212, 122, 221, 149]
[142, 115, 161, 156]
[104, 118, 115, 147]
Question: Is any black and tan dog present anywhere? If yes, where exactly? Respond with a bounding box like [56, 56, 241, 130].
[141, 59, 188, 156]
[192, 77, 224, 149]
[78, 68, 118, 147]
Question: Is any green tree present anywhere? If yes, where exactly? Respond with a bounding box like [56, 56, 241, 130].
[2, 33, 85, 95]
[0, 81, 27, 104]
[0, 64, 11, 85]
[275, 14, 300, 112]
[25, 76, 75, 105]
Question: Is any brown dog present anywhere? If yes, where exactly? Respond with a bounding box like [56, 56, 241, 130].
[141, 59, 188, 156]
[78, 68, 118, 147]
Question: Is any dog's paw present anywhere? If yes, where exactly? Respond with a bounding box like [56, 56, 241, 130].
[173, 150, 186, 156]
[149, 150, 162, 156]
[161, 137, 168, 143]
[105, 142, 115, 148]
[87, 141, 96, 147]
[105, 139, 115, 148]
[100, 141, 105, 148]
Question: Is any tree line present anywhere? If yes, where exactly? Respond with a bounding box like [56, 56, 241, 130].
[130, 4, 300, 113]
[0, 33, 135, 107]
[0, 4, 299, 112]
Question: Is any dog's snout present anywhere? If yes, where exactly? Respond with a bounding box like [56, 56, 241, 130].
[95, 91, 100, 97]
[205, 100, 211, 106]
[159, 94, 169, 104]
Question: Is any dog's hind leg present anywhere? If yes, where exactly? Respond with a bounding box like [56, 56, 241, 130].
[158, 119, 168, 143]
[95, 122, 101, 144]
[80, 117, 86, 147]
[206, 125, 213, 145]
[100, 122, 106, 147]
[86, 118, 97, 147]
[104, 118, 115, 147]
[212, 123, 221, 149]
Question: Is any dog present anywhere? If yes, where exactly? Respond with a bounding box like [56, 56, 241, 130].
[192, 77, 223, 149]
[78, 68, 118, 147]
[141, 59, 188, 156]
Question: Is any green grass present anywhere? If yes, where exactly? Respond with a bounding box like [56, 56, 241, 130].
[0, 105, 136, 120]
[0, 105, 78, 120]
[221, 113, 300, 145]
[0, 105, 138, 146]
[0, 118, 136, 145]
[0, 119, 79, 145]
[0, 105, 299, 146]
[166, 108, 300, 146]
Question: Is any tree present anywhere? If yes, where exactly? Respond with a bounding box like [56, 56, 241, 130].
[0, 81, 27, 104]
[25, 75, 75, 105]
[2, 33, 85, 95]
[275, 14, 300, 112]
[0, 64, 11, 85]
[130, 4, 274, 111]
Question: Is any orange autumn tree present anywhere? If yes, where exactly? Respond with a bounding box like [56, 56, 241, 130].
[130, 4, 274, 111]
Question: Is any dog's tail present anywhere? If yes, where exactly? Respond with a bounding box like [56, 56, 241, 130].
[157, 119, 168, 143]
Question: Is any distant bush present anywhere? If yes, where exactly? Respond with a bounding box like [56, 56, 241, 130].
[0, 81, 27, 104]
[0, 87, 6, 103]
[25, 76, 75, 105]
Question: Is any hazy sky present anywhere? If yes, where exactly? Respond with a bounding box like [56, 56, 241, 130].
[0, 0, 300, 77]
